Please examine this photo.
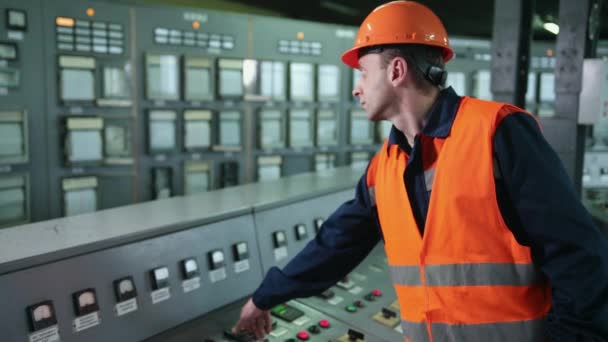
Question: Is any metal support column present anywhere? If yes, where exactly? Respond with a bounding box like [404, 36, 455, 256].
[491, 0, 534, 108]
[540, 0, 603, 194]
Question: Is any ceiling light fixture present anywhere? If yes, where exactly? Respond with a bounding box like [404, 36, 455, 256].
[320, 1, 359, 16]
[543, 22, 559, 35]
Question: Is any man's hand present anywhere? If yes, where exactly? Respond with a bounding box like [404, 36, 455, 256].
[232, 298, 272, 340]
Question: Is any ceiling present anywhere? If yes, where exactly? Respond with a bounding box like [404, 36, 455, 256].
[225, 0, 608, 41]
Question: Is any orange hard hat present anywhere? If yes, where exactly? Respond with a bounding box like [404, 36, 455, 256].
[341, 1, 454, 69]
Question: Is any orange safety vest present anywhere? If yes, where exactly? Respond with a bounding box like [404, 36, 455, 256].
[367, 96, 552, 342]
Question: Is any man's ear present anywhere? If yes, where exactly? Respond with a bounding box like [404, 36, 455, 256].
[388, 56, 408, 85]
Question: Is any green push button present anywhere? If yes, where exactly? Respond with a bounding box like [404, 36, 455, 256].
[345, 305, 357, 313]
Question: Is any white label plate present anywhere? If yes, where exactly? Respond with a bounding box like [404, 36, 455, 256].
[348, 286, 363, 295]
[73, 312, 100, 332]
[182, 277, 201, 293]
[29, 326, 60, 342]
[327, 296, 344, 305]
[293, 315, 311, 326]
[115, 298, 138, 316]
[234, 260, 250, 273]
[151, 287, 171, 304]
[274, 247, 288, 261]
[209, 268, 227, 283]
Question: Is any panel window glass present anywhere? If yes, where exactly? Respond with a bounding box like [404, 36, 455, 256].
[185, 172, 209, 194]
[64, 188, 97, 216]
[350, 152, 370, 169]
[317, 110, 337, 146]
[525, 73, 537, 104]
[257, 156, 282, 182]
[184, 162, 210, 195]
[350, 111, 372, 144]
[315, 154, 335, 171]
[290, 63, 313, 101]
[146, 54, 179, 100]
[220, 161, 239, 188]
[259, 110, 284, 148]
[103, 67, 130, 99]
[104, 123, 131, 158]
[538, 72, 555, 117]
[261, 61, 286, 100]
[184, 110, 212, 150]
[152, 168, 172, 199]
[185, 57, 212, 100]
[0, 122, 23, 159]
[66, 118, 103, 163]
[185, 121, 210, 149]
[62, 177, 98, 217]
[219, 111, 241, 147]
[445, 71, 466, 95]
[68, 131, 103, 162]
[0, 176, 26, 225]
[61, 69, 94, 101]
[317, 65, 340, 101]
[473, 70, 492, 100]
[539, 72, 555, 102]
[218, 59, 243, 98]
[149, 111, 176, 152]
[0, 68, 19, 88]
[0, 43, 17, 60]
[59, 55, 96, 102]
[289, 110, 313, 147]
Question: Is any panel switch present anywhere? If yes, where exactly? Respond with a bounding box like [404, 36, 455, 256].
[72, 288, 99, 316]
[314, 218, 324, 233]
[273, 230, 287, 248]
[294, 224, 308, 241]
[208, 249, 225, 270]
[372, 308, 400, 328]
[233, 241, 249, 261]
[6, 9, 27, 31]
[181, 258, 199, 279]
[114, 276, 137, 302]
[151, 266, 170, 289]
[26, 300, 57, 332]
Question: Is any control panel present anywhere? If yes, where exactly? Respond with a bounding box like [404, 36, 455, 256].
[147, 299, 386, 342]
[42, 0, 136, 219]
[296, 245, 402, 340]
[0, 214, 263, 342]
[254, 189, 353, 272]
[0, 0, 48, 226]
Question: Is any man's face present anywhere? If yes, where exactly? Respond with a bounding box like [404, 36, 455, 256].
[352, 53, 394, 122]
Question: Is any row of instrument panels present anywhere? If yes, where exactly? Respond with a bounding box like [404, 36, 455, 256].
[1, 0, 607, 228]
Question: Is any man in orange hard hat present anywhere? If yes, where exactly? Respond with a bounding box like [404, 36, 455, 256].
[234, 1, 608, 341]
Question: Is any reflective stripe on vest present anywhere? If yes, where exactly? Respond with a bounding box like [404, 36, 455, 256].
[401, 318, 545, 342]
[390, 263, 541, 287]
[368, 186, 376, 207]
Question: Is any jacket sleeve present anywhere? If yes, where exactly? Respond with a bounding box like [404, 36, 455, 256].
[251, 169, 382, 310]
[494, 113, 608, 342]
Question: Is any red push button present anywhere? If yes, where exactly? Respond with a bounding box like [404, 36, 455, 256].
[372, 289, 382, 297]
[297, 331, 310, 340]
[319, 319, 331, 328]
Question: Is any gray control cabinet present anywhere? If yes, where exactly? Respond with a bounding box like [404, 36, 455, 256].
[0, 0, 48, 226]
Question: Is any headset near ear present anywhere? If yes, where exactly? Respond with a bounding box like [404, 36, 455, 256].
[425, 65, 447, 87]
